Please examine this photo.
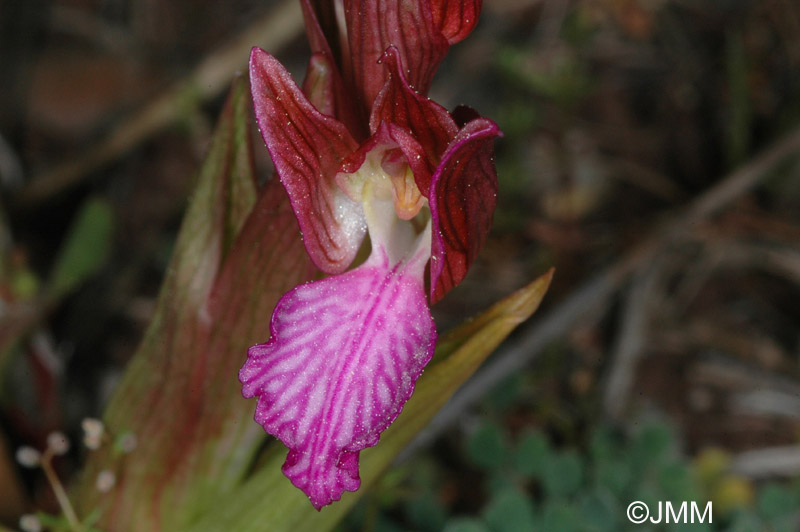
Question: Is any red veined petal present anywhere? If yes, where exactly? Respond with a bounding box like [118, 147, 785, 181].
[343, 0, 449, 115]
[302, 53, 336, 117]
[250, 47, 365, 274]
[300, 1, 366, 137]
[370, 46, 458, 194]
[429, 0, 482, 44]
[429, 117, 502, 303]
[300, 0, 344, 63]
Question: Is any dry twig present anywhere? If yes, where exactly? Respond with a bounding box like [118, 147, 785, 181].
[732, 445, 800, 479]
[602, 255, 663, 421]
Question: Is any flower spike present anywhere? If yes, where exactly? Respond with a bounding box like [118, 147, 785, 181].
[243, 0, 501, 509]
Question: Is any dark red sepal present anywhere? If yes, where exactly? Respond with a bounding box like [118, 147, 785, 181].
[250, 47, 365, 274]
[370, 47, 458, 194]
[344, 0, 449, 114]
[429, 117, 502, 303]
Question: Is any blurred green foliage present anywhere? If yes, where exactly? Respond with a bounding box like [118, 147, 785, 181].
[339, 413, 800, 532]
[47, 197, 114, 300]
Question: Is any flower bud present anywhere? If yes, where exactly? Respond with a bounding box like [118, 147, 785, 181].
[96, 470, 117, 492]
[15, 446, 41, 468]
[82, 418, 105, 450]
[19, 514, 42, 532]
[47, 431, 71, 455]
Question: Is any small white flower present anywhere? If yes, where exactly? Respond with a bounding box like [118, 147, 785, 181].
[96, 470, 116, 493]
[82, 418, 105, 450]
[15, 446, 41, 468]
[46, 431, 71, 455]
[19, 514, 42, 532]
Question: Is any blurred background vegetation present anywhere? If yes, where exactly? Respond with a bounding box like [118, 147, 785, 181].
[2, 0, 800, 530]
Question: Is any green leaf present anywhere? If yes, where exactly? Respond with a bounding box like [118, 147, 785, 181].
[34, 512, 71, 531]
[757, 483, 797, 520]
[513, 430, 551, 479]
[658, 463, 698, 502]
[487, 472, 518, 496]
[726, 510, 762, 532]
[11, 269, 39, 299]
[540, 499, 580, 532]
[72, 76, 315, 532]
[443, 517, 491, 532]
[593, 458, 632, 499]
[483, 488, 537, 532]
[667, 517, 713, 532]
[467, 421, 509, 470]
[47, 196, 113, 299]
[633, 423, 674, 469]
[404, 493, 447, 532]
[178, 269, 554, 532]
[541, 450, 583, 497]
[577, 490, 618, 532]
[589, 426, 619, 462]
[404, 455, 442, 493]
[371, 515, 407, 532]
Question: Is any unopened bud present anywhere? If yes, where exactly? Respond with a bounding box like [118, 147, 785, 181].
[96, 470, 116, 492]
[82, 418, 105, 450]
[19, 514, 42, 532]
[47, 431, 70, 455]
[15, 446, 41, 468]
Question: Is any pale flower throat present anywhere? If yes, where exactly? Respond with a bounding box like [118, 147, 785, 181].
[336, 147, 431, 268]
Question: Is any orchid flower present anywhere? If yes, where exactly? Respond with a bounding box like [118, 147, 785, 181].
[239, 0, 500, 509]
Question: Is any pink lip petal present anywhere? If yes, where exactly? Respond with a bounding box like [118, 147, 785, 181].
[429, 0, 483, 44]
[429, 117, 502, 303]
[239, 251, 436, 509]
[250, 47, 366, 274]
[343, 0, 449, 114]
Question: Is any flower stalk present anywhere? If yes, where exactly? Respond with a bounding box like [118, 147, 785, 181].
[39, 447, 81, 531]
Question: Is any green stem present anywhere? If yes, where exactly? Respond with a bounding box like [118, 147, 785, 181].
[40, 449, 83, 531]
